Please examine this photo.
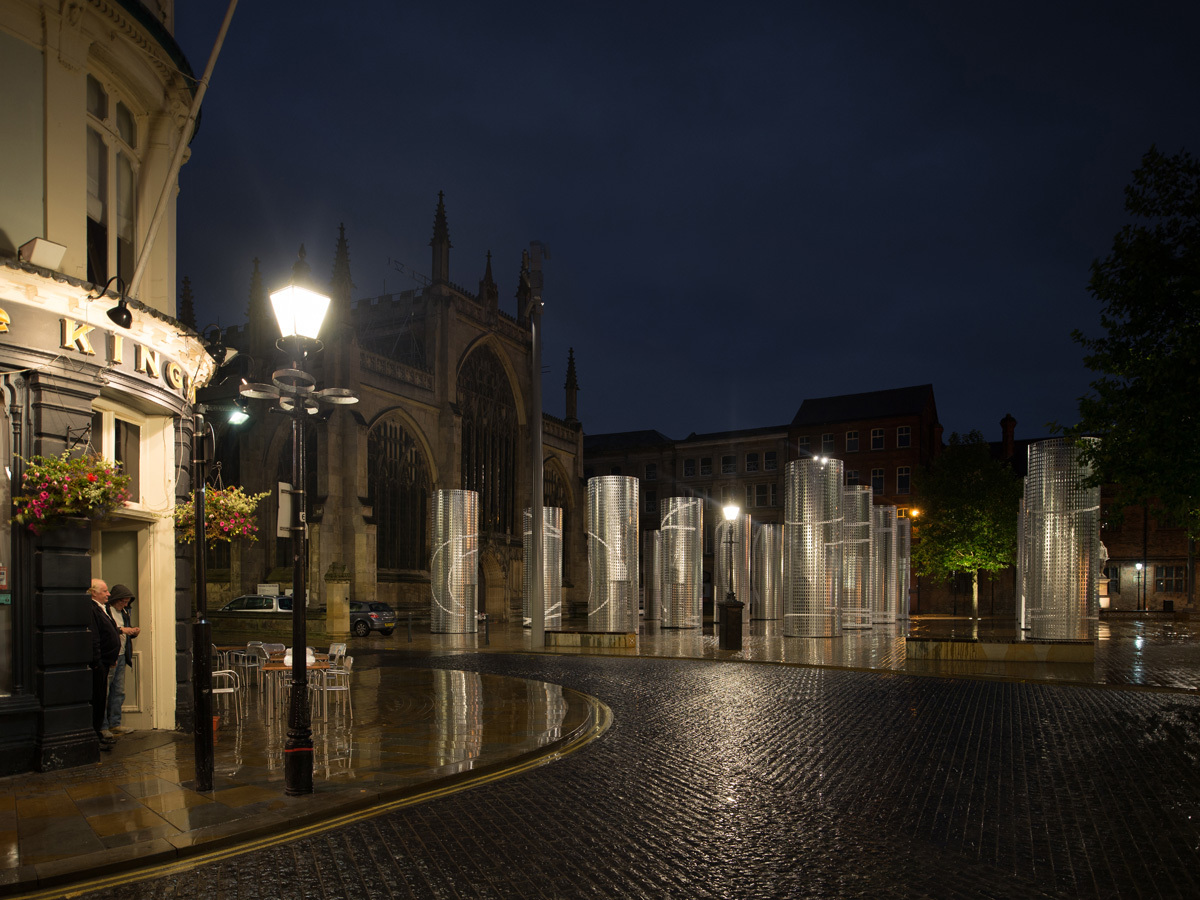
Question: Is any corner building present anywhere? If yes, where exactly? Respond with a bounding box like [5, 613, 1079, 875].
[0, 1, 210, 771]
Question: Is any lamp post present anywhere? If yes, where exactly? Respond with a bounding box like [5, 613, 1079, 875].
[719, 503, 744, 650]
[191, 406, 213, 792]
[239, 277, 357, 795]
[1135, 562, 1144, 611]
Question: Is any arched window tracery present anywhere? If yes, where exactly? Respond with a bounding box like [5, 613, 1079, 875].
[368, 417, 430, 572]
[458, 347, 519, 537]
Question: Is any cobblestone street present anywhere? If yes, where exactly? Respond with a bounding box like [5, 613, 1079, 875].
[70, 650, 1200, 900]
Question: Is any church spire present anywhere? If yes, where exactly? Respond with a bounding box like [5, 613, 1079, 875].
[564, 347, 579, 424]
[178, 276, 196, 329]
[430, 191, 452, 285]
[328, 223, 355, 331]
[479, 250, 498, 312]
[515, 248, 531, 324]
[291, 243, 312, 286]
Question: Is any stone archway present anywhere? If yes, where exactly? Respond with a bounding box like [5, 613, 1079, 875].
[479, 549, 509, 623]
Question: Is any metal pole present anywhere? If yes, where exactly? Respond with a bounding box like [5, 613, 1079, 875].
[528, 244, 546, 650]
[191, 409, 214, 791]
[283, 343, 313, 795]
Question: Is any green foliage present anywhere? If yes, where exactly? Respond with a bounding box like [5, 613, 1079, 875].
[1066, 146, 1200, 538]
[174, 485, 270, 546]
[11, 452, 131, 535]
[911, 431, 1022, 581]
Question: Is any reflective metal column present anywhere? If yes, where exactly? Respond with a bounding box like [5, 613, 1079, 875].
[752, 523, 783, 620]
[587, 476, 640, 631]
[871, 504, 898, 625]
[523, 507, 563, 630]
[896, 515, 912, 620]
[643, 530, 662, 622]
[660, 497, 703, 629]
[431, 489, 479, 633]
[842, 485, 873, 629]
[783, 458, 844, 637]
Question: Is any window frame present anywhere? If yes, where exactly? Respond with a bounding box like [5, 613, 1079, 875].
[870, 468, 884, 495]
[699, 457, 712, 477]
[721, 455, 735, 475]
[845, 431, 859, 452]
[896, 466, 911, 495]
[870, 428, 884, 451]
[86, 73, 140, 287]
[745, 452, 759, 473]
[896, 425, 912, 449]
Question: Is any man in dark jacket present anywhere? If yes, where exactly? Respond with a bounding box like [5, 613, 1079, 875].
[88, 579, 120, 749]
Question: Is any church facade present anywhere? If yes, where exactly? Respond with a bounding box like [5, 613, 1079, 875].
[201, 196, 586, 623]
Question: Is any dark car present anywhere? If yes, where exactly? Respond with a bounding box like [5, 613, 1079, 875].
[349, 600, 397, 636]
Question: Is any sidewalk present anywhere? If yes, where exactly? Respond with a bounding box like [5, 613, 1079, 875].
[1, 613, 1196, 898]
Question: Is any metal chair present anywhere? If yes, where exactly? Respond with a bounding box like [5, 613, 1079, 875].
[310, 655, 353, 721]
[211, 669, 243, 723]
[327, 642, 347, 666]
[230, 644, 268, 689]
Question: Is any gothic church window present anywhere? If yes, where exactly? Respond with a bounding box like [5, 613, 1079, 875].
[459, 347, 518, 536]
[368, 417, 430, 572]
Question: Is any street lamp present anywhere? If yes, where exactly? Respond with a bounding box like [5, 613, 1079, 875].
[1135, 562, 1144, 611]
[719, 503, 743, 650]
[239, 270, 357, 796]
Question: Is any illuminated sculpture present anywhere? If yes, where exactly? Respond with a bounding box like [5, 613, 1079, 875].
[753, 523, 783, 620]
[660, 497, 704, 629]
[871, 504, 898, 624]
[842, 485, 873, 629]
[783, 457, 844, 636]
[643, 529, 662, 622]
[896, 515, 912, 620]
[587, 476, 639, 631]
[523, 507, 563, 629]
[431, 489, 479, 633]
[1023, 438, 1100, 640]
[715, 509, 752, 627]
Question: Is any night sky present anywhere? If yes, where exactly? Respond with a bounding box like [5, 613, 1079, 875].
[173, 1, 1200, 444]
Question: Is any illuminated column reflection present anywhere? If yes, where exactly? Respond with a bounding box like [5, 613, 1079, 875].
[430, 489, 479, 633]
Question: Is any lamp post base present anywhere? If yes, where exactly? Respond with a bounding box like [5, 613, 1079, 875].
[718, 593, 744, 650]
[283, 682, 313, 795]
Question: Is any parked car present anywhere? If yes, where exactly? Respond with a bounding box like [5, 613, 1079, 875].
[219, 594, 293, 612]
[349, 600, 396, 636]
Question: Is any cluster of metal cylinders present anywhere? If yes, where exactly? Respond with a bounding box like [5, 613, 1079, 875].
[1018, 438, 1100, 640]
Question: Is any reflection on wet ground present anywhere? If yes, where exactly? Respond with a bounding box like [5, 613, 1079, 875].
[0, 665, 597, 891]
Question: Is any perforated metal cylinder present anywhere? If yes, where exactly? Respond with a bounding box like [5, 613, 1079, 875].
[753, 523, 783, 620]
[523, 507, 563, 630]
[433, 669, 482, 761]
[1025, 439, 1100, 640]
[586, 476, 639, 631]
[430, 489, 478, 633]
[642, 530, 662, 622]
[715, 512, 752, 625]
[896, 516, 912, 619]
[842, 486, 873, 628]
[871, 505, 898, 624]
[783, 458, 844, 637]
[660, 497, 703, 629]
[1016, 492, 1030, 630]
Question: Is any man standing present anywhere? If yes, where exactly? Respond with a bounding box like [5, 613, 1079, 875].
[105, 584, 139, 735]
[87, 579, 120, 750]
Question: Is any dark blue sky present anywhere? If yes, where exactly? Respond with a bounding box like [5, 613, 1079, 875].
[173, 1, 1200, 444]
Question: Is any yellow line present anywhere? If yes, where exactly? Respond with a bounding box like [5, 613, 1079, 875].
[32, 696, 610, 900]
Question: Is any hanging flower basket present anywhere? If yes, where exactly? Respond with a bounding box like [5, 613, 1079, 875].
[174, 485, 270, 546]
[12, 452, 131, 535]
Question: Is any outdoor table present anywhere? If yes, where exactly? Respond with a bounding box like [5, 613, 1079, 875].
[262, 661, 330, 716]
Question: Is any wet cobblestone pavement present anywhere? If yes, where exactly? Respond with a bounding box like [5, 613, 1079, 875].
[70, 647, 1200, 900]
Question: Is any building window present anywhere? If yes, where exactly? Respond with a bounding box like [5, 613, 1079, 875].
[459, 347, 519, 536]
[845, 431, 859, 452]
[91, 407, 142, 503]
[821, 433, 835, 453]
[1103, 565, 1121, 594]
[1156, 566, 1186, 593]
[755, 484, 768, 507]
[700, 457, 712, 476]
[846, 469, 860, 486]
[746, 453, 759, 473]
[645, 489, 657, 514]
[770, 483, 778, 506]
[368, 417, 430, 571]
[721, 455, 735, 475]
[796, 436, 810, 453]
[897, 506, 911, 518]
[897, 426, 912, 448]
[645, 462, 657, 482]
[764, 451, 777, 471]
[871, 428, 884, 451]
[871, 468, 884, 494]
[87, 74, 138, 286]
[746, 485, 754, 508]
[896, 466, 911, 494]
[684, 458, 695, 478]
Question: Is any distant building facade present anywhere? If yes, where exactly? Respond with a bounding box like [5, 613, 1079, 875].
[202, 197, 586, 622]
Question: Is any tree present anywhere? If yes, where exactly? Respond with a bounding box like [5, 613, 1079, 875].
[1068, 147, 1200, 539]
[912, 431, 1022, 618]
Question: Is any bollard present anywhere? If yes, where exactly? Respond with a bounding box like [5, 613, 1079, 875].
[718, 597, 745, 650]
[407, 613, 412, 643]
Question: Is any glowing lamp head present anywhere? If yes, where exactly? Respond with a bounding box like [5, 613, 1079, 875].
[910, 508, 921, 518]
[723, 504, 740, 523]
[1135, 562, 1143, 571]
[269, 284, 331, 340]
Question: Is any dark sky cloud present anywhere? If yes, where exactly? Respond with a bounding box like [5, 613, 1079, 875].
[173, 1, 1200, 443]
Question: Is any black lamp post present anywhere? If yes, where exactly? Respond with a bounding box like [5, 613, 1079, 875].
[718, 503, 744, 650]
[192, 406, 213, 792]
[239, 278, 357, 795]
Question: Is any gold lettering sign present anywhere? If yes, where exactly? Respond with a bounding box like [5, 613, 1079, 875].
[60, 319, 95, 355]
[0, 309, 9, 333]
[111, 334, 124, 364]
[165, 361, 183, 391]
[136, 345, 161, 378]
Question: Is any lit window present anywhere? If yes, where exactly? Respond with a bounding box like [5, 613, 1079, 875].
[822, 433, 835, 453]
[846, 431, 859, 452]
[1156, 566, 1186, 593]
[764, 451, 777, 471]
[87, 74, 139, 286]
[700, 457, 712, 476]
[721, 455, 735, 475]
[846, 469, 859, 486]
[746, 453, 759, 473]
[896, 466, 911, 494]
[871, 428, 884, 451]
[645, 462, 657, 482]
[871, 468, 884, 494]
[897, 426, 912, 448]
[755, 484, 768, 507]
[684, 458, 695, 478]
